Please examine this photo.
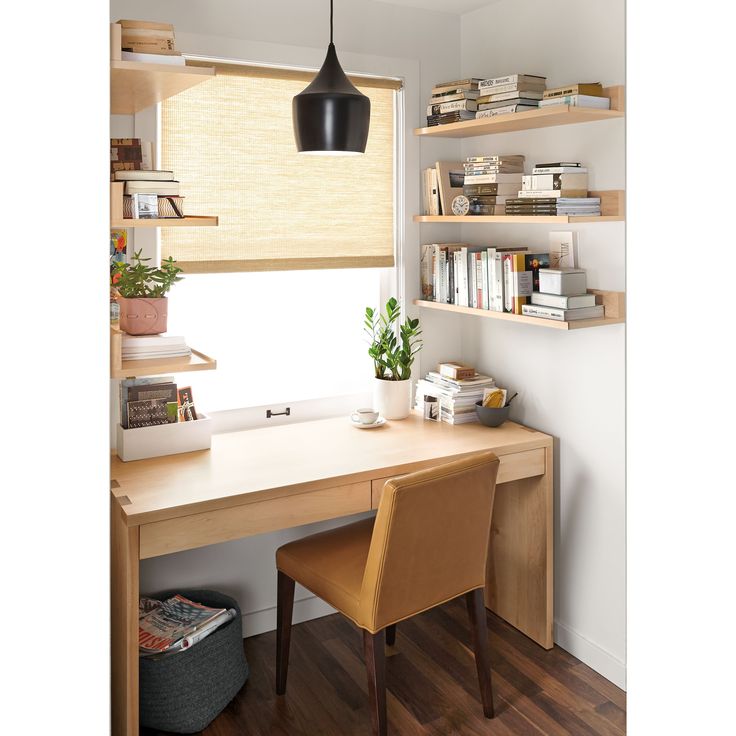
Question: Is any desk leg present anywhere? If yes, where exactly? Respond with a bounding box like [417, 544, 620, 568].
[111, 498, 140, 736]
[486, 445, 554, 649]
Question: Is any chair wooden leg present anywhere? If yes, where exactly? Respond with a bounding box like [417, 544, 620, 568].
[465, 587, 495, 718]
[363, 629, 388, 736]
[385, 624, 396, 647]
[276, 570, 295, 695]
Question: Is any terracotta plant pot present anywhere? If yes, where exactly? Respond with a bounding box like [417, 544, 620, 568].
[118, 296, 168, 335]
[373, 377, 412, 420]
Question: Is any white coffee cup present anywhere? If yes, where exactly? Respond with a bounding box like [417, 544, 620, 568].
[351, 408, 379, 425]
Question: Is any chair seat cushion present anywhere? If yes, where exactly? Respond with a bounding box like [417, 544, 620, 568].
[276, 517, 375, 626]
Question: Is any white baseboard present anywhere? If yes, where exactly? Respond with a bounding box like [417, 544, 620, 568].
[243, 594, 336, 638]
[554, 620, 626, 690]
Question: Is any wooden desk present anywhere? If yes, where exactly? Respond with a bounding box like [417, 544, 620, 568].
[111, 413, 553, 736]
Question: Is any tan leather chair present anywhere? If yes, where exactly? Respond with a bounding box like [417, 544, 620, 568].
[275, 450, 500, 736]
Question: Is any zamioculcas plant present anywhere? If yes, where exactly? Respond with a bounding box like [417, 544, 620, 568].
[364, 297, 422, 381]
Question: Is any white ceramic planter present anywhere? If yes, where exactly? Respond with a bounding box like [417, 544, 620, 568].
[373, 378, 412, 420]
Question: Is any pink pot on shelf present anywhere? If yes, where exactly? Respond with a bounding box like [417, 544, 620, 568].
[118, 296, 168, 335]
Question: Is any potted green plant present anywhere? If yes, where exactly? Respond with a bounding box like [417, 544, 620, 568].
[364, 297, 422, 420]
[112, 250, 183, 335]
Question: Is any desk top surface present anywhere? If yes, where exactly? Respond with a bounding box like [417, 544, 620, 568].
[111, 412, 552, 526]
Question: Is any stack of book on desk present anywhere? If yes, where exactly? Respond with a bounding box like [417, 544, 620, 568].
[475, 73, 546, 118]
[538, 82, 610, 110]
[122, 334, 191, 360]
[425, 78, 481, 126]
[415, 370, 496, 424]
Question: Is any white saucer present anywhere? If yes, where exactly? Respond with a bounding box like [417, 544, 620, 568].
[350, 417, 387, 429]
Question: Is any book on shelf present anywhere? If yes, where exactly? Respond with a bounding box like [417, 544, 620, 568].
[421, 168, 440, 216]
[427, 110, 476, 126]
[121, 334, 191, 359]
[476, 104, 539, 118]
[478, 74, 546, 92]
[534, 161, 583, 170]
[120, 51, 186, 65]
[475, 81, 545, 99]
[502, 252, 550, 314]
[464, 182, 520, 196]
[463, 172, 523, 185]
[538, 94, 610, 110]
[465, 155, 524, 164]
[543, 82, 603, 99]
[479, 89, 544, 103]
[521, 303, 604, 321]
[522, 173, 588, 191]
[513, 190, 590, 199]
[488, 246, 528, 312]
[115, 170, 174, 182]
[430, 89, 481, 101]
[118, 19, 175, 32]
[431, 78, 482, 95]
[427, 99, 478, 115]
[477, 97, 540, 111]
[531, 292, 596, 309]
[124, 180, 180, 196]
[139, 594, 236, 657]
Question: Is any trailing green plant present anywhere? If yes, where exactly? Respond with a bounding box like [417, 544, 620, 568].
[364, 297, 422, 381]
[112, 250, 184, 298]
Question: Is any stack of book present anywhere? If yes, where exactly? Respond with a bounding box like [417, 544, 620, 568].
[506, 162, 601, 217]
[114, 170, 184, 218]
[118, 19, 185, 66]
[463, 155, 525, 215]
[121, 334, 192, 361]
[120, 377, 199, 429]
[522, 268, 604, 322]
[421, 243, 531, 311]
[475, 74, 546, 118]
[426, 78, 481, 126]
[415, 369, 496, 425]
[538, 82, 610, 110]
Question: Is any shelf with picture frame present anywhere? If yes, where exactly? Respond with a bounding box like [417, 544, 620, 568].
[109, 183, 219, 228]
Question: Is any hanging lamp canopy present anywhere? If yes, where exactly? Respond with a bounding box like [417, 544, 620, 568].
[292, 0, 370, 155]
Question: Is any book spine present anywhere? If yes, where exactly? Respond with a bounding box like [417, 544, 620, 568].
[431, 245, 439, 301]
[426, 100, 477, 115]
[420, 245, 433, 300]
[448, 250, 456, 304]
[474, 253, 482, 309]
[481, 251, 489, 310]
[521, 305, 565, 320]
[502, 253, 514, 313]
[512, 253, 534, 314]
[460, 247, 468, 307]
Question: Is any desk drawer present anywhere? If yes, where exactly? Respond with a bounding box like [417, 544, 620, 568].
[370, 448, 546, 509]
[140, 482, 371, 559]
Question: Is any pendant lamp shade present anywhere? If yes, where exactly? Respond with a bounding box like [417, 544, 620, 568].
[292, 2, 370, 154]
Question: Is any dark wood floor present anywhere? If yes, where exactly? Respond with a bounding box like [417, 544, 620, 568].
[142, 598, 626, 735]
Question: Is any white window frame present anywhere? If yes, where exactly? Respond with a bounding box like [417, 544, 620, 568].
[130, 57, 405, 432]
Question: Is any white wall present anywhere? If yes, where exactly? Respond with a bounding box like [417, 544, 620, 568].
[110, 0, 462, 637]
[444, 0, 626, 686]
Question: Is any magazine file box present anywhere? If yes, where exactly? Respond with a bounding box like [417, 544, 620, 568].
[116, 414, 212, 461]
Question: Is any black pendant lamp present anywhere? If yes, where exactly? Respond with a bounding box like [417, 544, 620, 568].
[292, 0, 370, 155]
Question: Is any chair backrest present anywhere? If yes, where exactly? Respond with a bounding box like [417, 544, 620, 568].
[358, 451, 500, 633]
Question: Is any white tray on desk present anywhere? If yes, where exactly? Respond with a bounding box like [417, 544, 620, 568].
[116, 413, 212, 461]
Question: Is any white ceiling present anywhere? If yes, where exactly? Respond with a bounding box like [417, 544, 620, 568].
[372, 0, 494, 15]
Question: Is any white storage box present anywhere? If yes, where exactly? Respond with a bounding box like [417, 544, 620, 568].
[538, 268, 587, 296]
[116, 414, 212, 462]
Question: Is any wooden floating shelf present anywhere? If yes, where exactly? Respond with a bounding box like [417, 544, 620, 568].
[111, 215, 219, 229]
[414, 290, 625, 331]
[109, 183, 218, 228]
[110, 24, 214, 114]
[416, 190, 624, 224]
[110, 326, 217, 379]
[415, 86, 624, 138]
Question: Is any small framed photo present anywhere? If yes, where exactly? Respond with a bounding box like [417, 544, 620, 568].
[132, 192, 159, 219]
[423, 395, 440, 421]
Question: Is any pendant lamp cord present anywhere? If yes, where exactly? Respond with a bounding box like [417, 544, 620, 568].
[330, 0, 334, 44]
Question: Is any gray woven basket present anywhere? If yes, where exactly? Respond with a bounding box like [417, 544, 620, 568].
[140, 589, 249, 734]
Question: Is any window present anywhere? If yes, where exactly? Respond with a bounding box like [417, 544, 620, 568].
[159, 62, 401, 414]
[161, 63, 398, 272]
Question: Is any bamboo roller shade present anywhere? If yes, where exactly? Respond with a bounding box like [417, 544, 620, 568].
[161, 63, 397, 272]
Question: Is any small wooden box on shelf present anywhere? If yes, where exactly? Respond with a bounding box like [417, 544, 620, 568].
[414, 289, 625, 331]
[110, 324, 217, 379]
[110, 23, 215, 114]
